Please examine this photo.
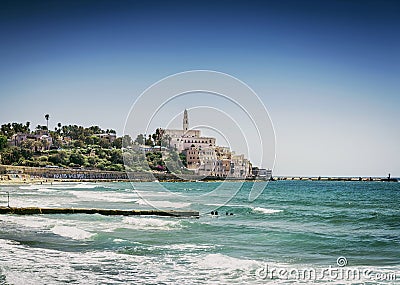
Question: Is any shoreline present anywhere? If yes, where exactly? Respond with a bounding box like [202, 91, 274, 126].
[0, 177, 398, 185]
[1, 165, 398, 184]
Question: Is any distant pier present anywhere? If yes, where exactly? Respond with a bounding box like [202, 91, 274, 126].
[274, 176, 398, 182]
[0, 206, 199, 218]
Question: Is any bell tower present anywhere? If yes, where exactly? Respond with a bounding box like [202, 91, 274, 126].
[183, 109, 189, 131]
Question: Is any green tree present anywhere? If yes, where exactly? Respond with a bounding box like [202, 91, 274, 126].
[25, 121, 31, 133]
[85, 135, 100, 146]
[179, 153, 187, 167]
[36, 125, 47, 131]
[87, 156, 98, 167]
[112, 137, 122, 149]
[106, 129, 116, 134]
[155, 128, 164, 147]
[41, 138, 50, 150]
[20, 139, 34, 151]
[99, 138, 111, 148]
[122, 135, 133, 148]
[73, 140, 85, 148]
[145, 135, 153, 146]
[45, 114, 50, 130]
[33, 140, 44, 153]
[0, 134, 7, 151]
[134, 134, 145, 145]
[1, 147, 22, 165]
[109, 149, 123, 164]
[69, 152, 85, 166]
[88, 126, 103, 135]
[163, 134, 172, 148]
[48, 152, 65, 165]
[0, 122, 30, 138]
[0, 123, 13, 138]
[19, 146, 33, 160]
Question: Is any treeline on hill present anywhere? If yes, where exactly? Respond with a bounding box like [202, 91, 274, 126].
[0, 122, 126, 171]
[0, 122, 189, 173]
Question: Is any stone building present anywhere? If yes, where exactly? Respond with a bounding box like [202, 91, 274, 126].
[163, 109, 253, 178]
[164, 109, 215, 152]
[9, 131, 53, 151]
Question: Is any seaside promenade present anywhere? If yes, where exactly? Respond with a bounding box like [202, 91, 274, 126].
[0, 165, 397, 183]
[0, 165, 266, 183]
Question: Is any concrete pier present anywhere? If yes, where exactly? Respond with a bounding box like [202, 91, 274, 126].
[0, 206, 199, 218]
[275, 176, 398, 182]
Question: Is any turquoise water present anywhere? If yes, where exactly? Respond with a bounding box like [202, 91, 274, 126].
[0, 181, 399, 284]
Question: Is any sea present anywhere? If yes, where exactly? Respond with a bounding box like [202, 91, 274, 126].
[0, 181, 399, 284]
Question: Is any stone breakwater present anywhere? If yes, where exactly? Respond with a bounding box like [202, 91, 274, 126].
[0, 206, 199, 218]
[275, 176, 398, 182]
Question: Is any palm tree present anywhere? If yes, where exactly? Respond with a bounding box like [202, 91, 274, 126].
[165, 134, 172, 148]
[25, 121, 31, 133]
[55, 123, 62, 134]
[45, 114, 50, 130]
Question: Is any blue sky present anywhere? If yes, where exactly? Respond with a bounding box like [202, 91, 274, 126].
[0, 0, 399, 176]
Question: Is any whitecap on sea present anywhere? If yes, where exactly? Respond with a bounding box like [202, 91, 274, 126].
[69, 190, 137, 203]
[121, 216, 183, 231]
[51, 225, 96, 240]
[252, 207, 283, 214]
[135, 199, 191, 209]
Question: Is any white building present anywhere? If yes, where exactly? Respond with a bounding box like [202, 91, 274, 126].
[197, 147, 218, 176]
[164, 109, 215, 152]
[10, 131, 53, 151]
[163, 109, 252, 178]
[94, 133, 116, 143]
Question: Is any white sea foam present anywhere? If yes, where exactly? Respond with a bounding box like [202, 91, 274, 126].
[197, 253, 259, 270]
[0, 215, 106, 239]
[64, 183, 98, 189]
[121, 216, 182, 231]
[18, 183, 98, 191]
[204, 203, 250, 208]
[0, 238, 396, 285]
[134, 190, 173, 198]
[51, 225, 95, 240]
[135, 199, 190, 208]
[18, 184, 50, 190]
[113, 238, 126, 243]
[253, 207, 283, 214]
[37, 188, 56, 192]
[69, 191, 137, 203]
[6, 195, 65, 208]
[0, 240, 148, 285]
[203, 203, 225, 208]
[0, 215, 55, 229]
[158, 243, 216, 251]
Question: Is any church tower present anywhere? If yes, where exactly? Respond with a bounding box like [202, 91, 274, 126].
[183, 109, 189, 131]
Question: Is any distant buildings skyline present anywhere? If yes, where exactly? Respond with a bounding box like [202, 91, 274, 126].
[163, 109, 255, 178]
